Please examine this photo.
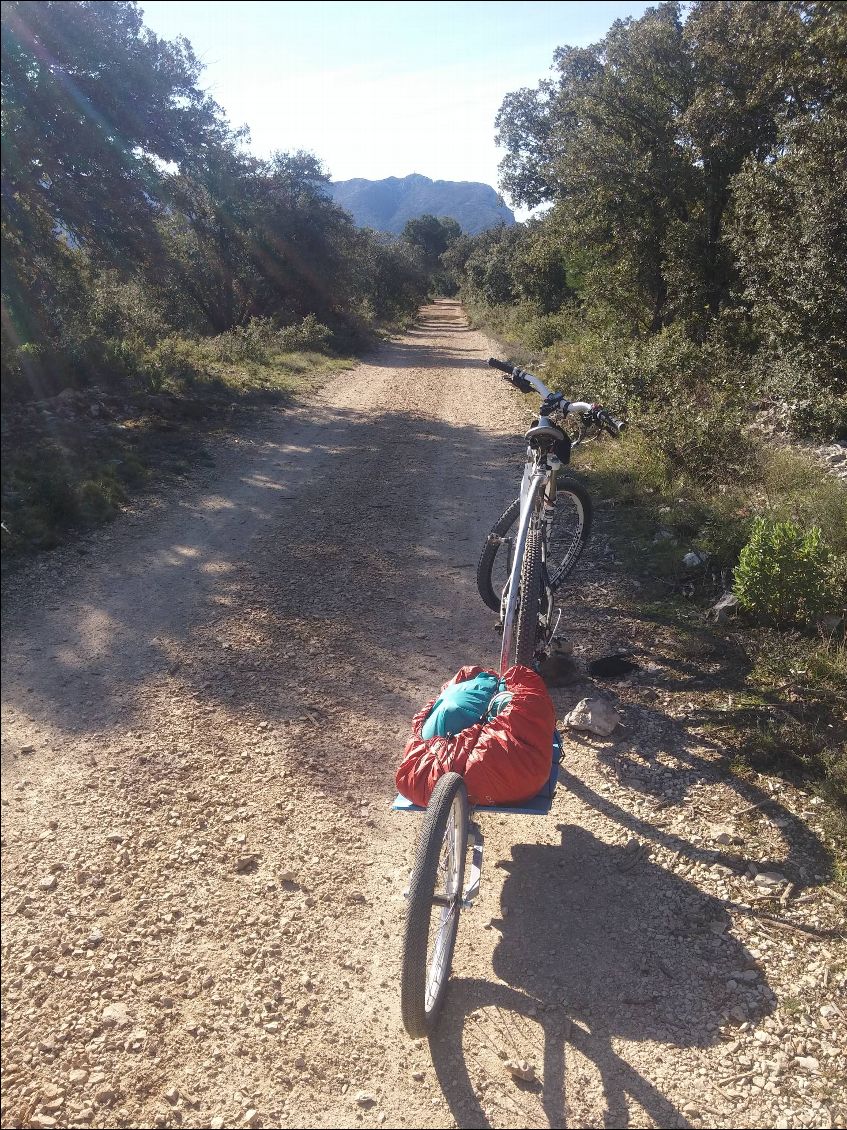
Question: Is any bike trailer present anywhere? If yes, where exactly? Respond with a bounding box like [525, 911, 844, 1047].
[394, 664, 556, 808]
[393, 730, 562, 815]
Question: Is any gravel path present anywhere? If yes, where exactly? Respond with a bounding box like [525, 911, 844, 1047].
[2, 301, 845, 1130]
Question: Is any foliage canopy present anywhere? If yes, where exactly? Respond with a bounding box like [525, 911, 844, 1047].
[1, 0, 433, 403]
[452, 0, 847, 438]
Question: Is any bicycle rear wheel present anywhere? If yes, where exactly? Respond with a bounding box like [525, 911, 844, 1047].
[513, 526, 543, 667]
[476, 477, 593, 613]
[400, 773, 468, 1037]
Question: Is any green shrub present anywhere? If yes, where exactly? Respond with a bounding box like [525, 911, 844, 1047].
[276, 314, 332, 352]
[640, 398, 758, 487]
[85, 273, 170, 348]
[761, 448, 847, 557]
[203, 314, 334, 367]
[734, 517, 841, 626]
[78, 476, 126, 522]
[208, 319, 275, 364]
[96, 336, 148, 381]
[144, 336, 204, 391]
[698, 506, 754, 570]
[728, 634, 847, 819]
[753, 349, 847, 441]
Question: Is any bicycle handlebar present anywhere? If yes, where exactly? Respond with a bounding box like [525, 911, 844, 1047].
[487, 357, 545, 396]
[488, 357, 625, 435]
[487, 357, 513, 375]
[595, 408, 626, 436]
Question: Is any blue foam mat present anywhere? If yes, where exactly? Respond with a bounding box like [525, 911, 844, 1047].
[392, 731, 562, 816]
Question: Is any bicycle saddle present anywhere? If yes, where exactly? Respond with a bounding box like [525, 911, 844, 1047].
[525, 417, 566, 445]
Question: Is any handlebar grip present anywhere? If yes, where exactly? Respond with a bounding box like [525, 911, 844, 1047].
[488, 357, 514, 375]
[597, 410, 625, 436]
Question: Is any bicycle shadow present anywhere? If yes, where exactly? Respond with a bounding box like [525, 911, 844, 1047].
[429, 823, 772, 1128]
[546, 672, 836, 893]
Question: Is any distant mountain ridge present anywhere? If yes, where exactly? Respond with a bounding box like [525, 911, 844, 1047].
[326, 173, 515, 235]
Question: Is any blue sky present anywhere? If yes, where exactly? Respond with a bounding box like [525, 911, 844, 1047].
[140, 1, 653, 210]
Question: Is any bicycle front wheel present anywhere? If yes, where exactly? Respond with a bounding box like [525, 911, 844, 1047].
[476, 477, 593, 613]
[400, 773, 468, 1037]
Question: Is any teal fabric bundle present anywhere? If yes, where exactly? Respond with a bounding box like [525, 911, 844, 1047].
[421, 671, 511, 740]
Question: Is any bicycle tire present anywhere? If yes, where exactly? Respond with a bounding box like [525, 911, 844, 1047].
[476, 478, 593, 613]
[400, 772, 468, 1038]
[513, 526, 543, 667]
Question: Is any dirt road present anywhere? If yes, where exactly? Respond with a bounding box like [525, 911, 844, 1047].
[2, 302, 844, 1130]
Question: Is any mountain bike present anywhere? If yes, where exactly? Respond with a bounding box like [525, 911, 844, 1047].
[395, 360, 623, 1039]
[478, 358, 623, 670]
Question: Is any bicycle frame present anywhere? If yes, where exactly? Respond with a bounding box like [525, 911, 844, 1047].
[487, 356, 620, 675]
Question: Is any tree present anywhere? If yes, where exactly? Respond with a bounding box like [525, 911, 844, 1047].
[401, 215, 462, 265]
[496, 3, 695, 333]
[726, 23, 847, 435]
[1, 0, 230, 363]
[1, 1, 228, 262]
[153, 146, 261, 333]
[460, 226, 524, 307]
[0, 0, 434, 403]
[493, 1, 847, 340]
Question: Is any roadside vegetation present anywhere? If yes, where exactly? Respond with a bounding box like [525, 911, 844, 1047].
[1, 1, 462, 558]
[445, 1, 846, 828]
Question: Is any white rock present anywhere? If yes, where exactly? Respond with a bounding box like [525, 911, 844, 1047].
[754, 871, 787, 888]
[505, 1059, 536, 1082]
[102, 1002, 132, 1028]
[709, 591, 740, 622]
[795, 1056, 820, 1073]
[39, 875, 57, 891]
[565, 697, 620, 737]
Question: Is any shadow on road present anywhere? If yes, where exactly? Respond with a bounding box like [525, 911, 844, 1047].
[0, 395, 522, 786]
[429, 823, 773, 1129]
